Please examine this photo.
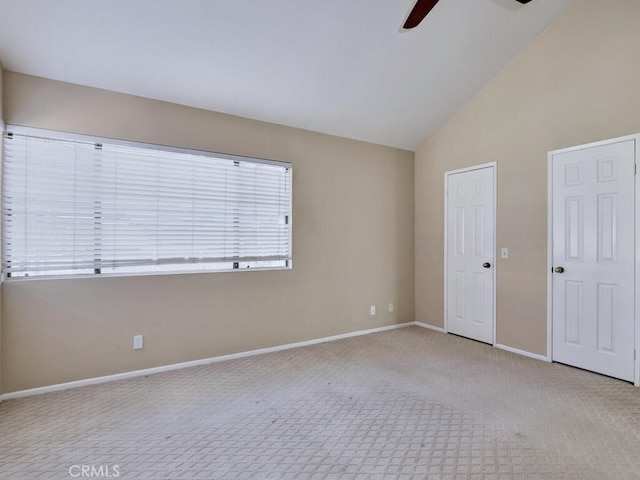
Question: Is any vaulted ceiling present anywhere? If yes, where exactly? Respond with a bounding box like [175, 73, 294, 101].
[0, 0, 573, 150]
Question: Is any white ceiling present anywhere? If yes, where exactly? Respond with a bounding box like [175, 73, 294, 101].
[0, 0, 573, 150]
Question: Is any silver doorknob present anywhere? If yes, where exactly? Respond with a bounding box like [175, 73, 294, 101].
[554, 266, 564, 273]
[482, 262, 491, 269]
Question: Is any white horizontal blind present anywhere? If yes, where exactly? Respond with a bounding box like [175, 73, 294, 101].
[2, 131, 292, 278]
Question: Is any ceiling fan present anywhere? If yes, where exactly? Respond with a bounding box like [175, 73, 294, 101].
[403, 0, 532, 29]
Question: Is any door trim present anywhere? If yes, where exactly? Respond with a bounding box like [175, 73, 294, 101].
[444, 162, 497, 346]
[547, 134, 640, 387]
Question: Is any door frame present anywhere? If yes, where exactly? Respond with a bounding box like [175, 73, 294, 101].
[444, 162, 497, 346]
[547, 134, 640, 387]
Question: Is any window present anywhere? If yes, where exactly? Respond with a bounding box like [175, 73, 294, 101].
[2, 127, 292, 278]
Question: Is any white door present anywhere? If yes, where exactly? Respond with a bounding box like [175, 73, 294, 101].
[446, 165, 495, 344]
[551, 140, 635, 382]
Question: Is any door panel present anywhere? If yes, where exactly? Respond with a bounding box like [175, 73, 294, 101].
[564, 280, 582, 346]
[446, 166, 495, 344]
[552, 140, 635, 382]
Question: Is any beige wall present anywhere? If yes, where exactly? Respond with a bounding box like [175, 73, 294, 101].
[1, 72, 415, 393]
[415, 0, 640, 355]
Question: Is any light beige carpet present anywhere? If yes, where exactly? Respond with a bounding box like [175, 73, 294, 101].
[1, 326, 639, 479]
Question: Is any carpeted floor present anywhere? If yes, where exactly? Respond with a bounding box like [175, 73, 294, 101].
[1, 326, 639, 479]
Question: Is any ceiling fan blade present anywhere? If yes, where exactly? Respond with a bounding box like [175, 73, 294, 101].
[403, 0, 440, 30]
[402, 0, 531, 30]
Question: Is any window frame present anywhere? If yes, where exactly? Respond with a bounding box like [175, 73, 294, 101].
[1, 125, 293, 281]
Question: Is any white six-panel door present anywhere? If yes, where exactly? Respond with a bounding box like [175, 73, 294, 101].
[551, 139, 635, 382]
[445, 165, 495, 344]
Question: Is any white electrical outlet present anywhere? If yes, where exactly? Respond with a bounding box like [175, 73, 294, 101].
[501, 247, 509, 259]
[133, 335, 144, 350]
[370, 305, 376, 316]
[388, 303, 394, 312]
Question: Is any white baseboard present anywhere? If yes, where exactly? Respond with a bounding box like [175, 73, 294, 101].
[0, 322, 414, 402]
[414, 322, 447, 334]
[495, 344, 550, 362]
